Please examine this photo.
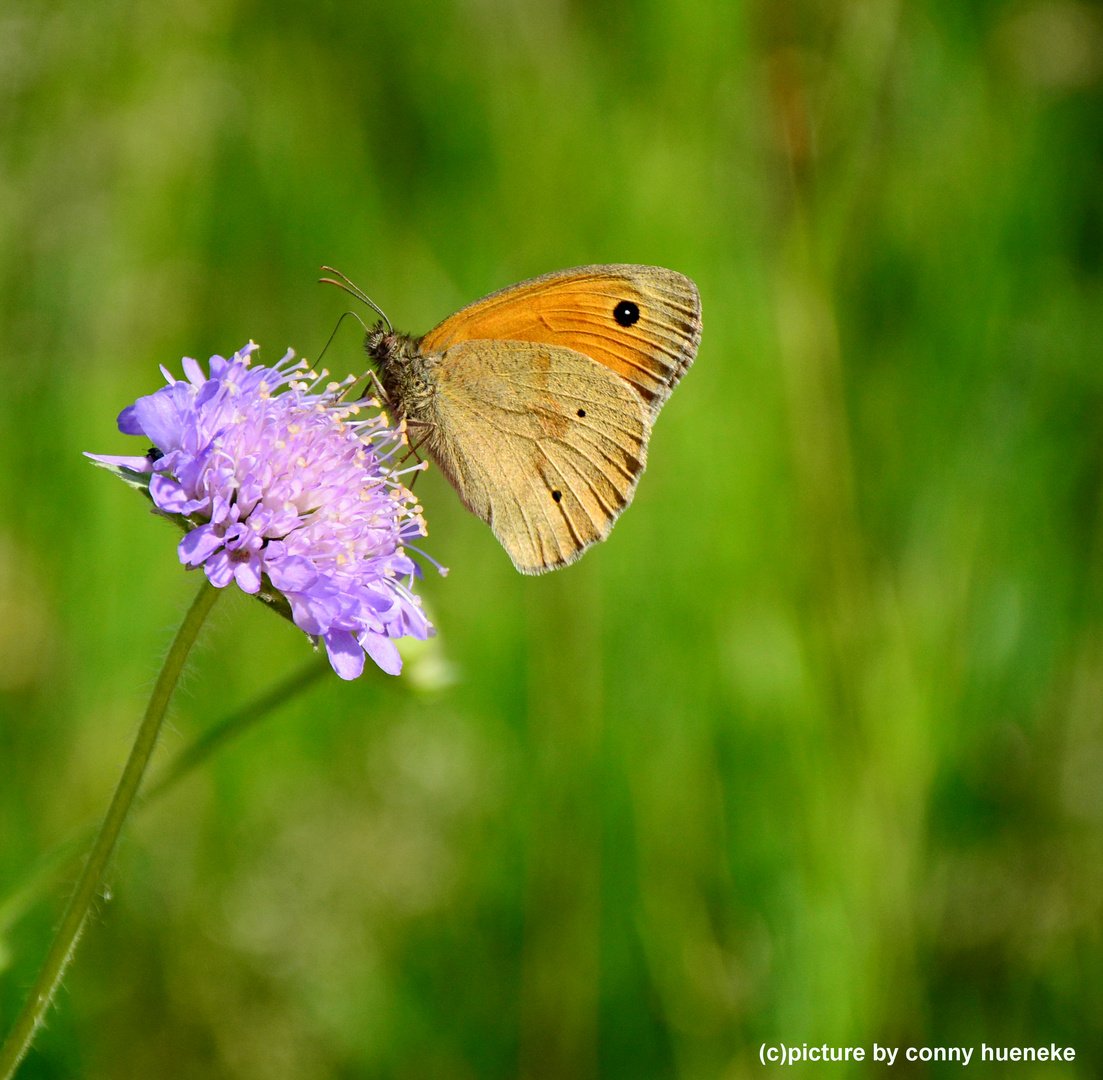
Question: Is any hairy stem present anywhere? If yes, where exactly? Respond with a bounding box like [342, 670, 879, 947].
[0, 579, 221, 1080]
[0, 655, 331, 942]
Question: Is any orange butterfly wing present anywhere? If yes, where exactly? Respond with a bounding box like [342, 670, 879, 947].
[417, 265, 701, 420]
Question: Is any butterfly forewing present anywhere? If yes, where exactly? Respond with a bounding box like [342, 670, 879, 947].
[418, 265, 701, 420]
[423, 339, 650, 574]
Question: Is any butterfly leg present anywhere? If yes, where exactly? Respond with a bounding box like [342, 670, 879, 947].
[365, 368, 395, 408]
[396, 419, 436, 489]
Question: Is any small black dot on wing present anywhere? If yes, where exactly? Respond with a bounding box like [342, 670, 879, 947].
[613, 300, 640, 327]
[552, 490, 562, 502]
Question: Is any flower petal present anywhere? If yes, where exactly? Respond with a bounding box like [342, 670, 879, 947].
[179, 524, 225, 566]
[233, 556, 263, 594]
[324, 630, 366, 680]
[150, 474, 192, 513]
[84, 451, 155, 471]
[360, 630, 402, 676]
[125, 389, 188, 449]
[204, 550, 236, 588]
[266, 554, 318, 593]
[182, 356, 206, 385]
[117, 405, 146, 436]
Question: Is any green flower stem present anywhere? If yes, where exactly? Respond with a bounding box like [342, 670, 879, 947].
[0, 578, 221, 1080]
[0, 654, 331, 943]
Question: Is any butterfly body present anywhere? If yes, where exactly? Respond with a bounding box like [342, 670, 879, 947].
[364, 264, 701, 575]
[367, 326, 437, 425]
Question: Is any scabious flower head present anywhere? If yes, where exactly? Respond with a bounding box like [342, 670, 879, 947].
[88, 343, 437, 679]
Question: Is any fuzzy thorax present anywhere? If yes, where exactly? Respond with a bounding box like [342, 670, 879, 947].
[364, 322, 437, 425]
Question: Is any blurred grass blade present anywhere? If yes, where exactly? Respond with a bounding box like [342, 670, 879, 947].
[0, 656, 331, 943]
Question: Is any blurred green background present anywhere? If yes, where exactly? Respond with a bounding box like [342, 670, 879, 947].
[3, 0, 1103, 1076]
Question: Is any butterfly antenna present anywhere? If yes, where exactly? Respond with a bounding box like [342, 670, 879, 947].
[316, 309, 371, 366]
[319, 266, 393, 335]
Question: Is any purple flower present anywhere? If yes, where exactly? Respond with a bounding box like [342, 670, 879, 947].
[88, 343, 438, 679]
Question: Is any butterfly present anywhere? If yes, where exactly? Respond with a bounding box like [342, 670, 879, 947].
[328, 264, 701, 575]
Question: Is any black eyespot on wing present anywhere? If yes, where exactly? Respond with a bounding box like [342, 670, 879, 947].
[552, 490, 562, 502]
[577, 409, 586, 417]
[613, 300, 640, 327]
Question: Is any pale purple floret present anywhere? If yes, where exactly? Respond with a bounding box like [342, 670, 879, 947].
[88, 343, 435, 679]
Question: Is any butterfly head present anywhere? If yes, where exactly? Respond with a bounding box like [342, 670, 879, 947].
[364, 320, 397, 364]
[364, 322, 433, 421]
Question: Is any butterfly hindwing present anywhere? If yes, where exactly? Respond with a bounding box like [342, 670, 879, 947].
[421, 338, 651, 574]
